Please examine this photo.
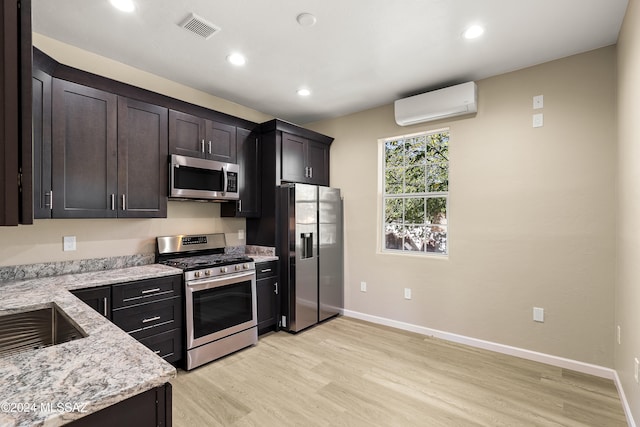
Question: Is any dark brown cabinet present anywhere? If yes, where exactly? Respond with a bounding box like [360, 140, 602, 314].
[69, 383, 171, 427]
[50, 78, 168, 218]
[281, 132, 329, 186]
[117, 97, 168, 218]
[111, 275, 183, 363]
[169, 109, 237, 163]
[52, 79, 118, 218]
[221, 128, 260, 218]
[256, 261, 278, 334]
[32, 67, 52, 218]
[1, 0, 32, 226]
[71, 286, 111, 320]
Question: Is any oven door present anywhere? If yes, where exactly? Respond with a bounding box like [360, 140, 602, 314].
[185, 270, 257, 349]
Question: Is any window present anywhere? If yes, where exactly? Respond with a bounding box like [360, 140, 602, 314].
[381, 129, 449, 255]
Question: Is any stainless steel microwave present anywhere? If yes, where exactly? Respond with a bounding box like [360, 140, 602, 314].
[170, 154, 239, 201]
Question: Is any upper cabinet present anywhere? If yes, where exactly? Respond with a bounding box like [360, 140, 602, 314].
[169, 110, 237, 163]
[1, 0, 32, 226]
[46, 78, 168, 218]
[281, 132, 329, 186]
[221, 128, 260, 218]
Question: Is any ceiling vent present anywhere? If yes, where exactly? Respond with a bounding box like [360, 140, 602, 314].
[180, 13, 220, 40]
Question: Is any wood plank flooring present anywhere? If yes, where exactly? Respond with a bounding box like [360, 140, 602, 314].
[171, 317, 627, 426]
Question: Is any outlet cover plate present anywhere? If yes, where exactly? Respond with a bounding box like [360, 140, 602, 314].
[533, 307, 544, 322]
[360, 282, 367, 292]
[404, 288, 412, 300]
[63, 236, 76, 251]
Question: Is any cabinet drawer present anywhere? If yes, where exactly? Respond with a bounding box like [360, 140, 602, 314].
[256, 261, 278, 280]
[138, 328, 182, 363]
[112, 275, 182, 309]
[112, 298, 182, 340]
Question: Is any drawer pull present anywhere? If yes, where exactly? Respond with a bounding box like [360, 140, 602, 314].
[141, 288, 161, 294]
[261, 268, 272, 273]
[154, 350, 161, 354]
[142, 316, 161, 324]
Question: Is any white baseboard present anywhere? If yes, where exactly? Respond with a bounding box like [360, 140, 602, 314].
[343, 309, 635, 427]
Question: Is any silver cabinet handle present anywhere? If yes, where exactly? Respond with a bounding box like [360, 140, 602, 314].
[309, 167, 313, 178]
[122, 194, 126, 211]
[103, 297, 108, 317]
[208, 140, 212, 154]
[141, 288, 161, 294]
[142, 316, 161, 324]
[304, 167, 309, 177]
[154, 350, 161, 354]
[238, 199, 242, 213]
[261, 268, 272, 273]
[110, 194, 115, 210]
[200, 139, 205, 153]
[45, 190, 53, 210]
[274, 282, 278, 294]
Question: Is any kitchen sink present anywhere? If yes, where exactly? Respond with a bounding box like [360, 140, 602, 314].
[0, 304, 87, 358]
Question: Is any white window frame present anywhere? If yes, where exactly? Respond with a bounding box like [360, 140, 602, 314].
[378, 128, 450, 257]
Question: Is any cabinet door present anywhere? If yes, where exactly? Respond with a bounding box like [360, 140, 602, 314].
[205, 121, 237, 163]
[256, 277, 277, 333]
[168, 109, 205, 158]
[1, 0, 32, 226]
[222, 128, 259, 218]
[117, 97, 168, 218]
[52, 79, 118, 218]
[71, 286, 111, 320]
[281, 132, 307, 183]
[32, 69, 52, 219]
[306, 140, 329, 186]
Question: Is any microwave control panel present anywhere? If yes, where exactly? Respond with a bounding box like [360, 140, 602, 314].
[227, 172, 238, 192]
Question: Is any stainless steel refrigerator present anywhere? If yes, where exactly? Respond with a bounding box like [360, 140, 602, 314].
[278, 183, 343, 332]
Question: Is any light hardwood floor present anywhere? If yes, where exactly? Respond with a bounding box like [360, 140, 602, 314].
[171, 317, 627, 426]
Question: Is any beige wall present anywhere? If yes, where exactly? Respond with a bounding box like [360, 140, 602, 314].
[616, 0, 640, 422]
[309, 46, 617, 367]
[0, 35, 269, 267]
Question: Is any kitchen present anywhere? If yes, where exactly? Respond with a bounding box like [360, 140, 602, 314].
[1, 0, 640, 426]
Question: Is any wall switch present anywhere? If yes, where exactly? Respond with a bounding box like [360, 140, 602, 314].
[360, 281, 367, 292]
[533, 307, 544, 322]
[404, 288, 412, 300]
[617, 325, 621, 345]
[238, 230, 245, 240]
[533, 95, 544, 109]
[63, 236, 76, 252]
[533, 113, 544, 128]
[635, 358, 639, 383]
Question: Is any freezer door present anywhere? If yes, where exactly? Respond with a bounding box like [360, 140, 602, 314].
[291, 184, 318, 332]
[318, 186, 343, 322]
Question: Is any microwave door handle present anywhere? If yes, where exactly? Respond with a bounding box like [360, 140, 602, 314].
[222, 167, 227, 194]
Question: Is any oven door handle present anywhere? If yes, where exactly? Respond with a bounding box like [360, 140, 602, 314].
[187, 270, 255, 291]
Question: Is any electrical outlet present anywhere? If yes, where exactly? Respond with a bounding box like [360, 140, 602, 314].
[238, 230, 245, 240]
[533, 113, 544, 128]
[533, 94, 544, 109]
[617, 325, 621, 345]
[360, 282, 367, 292]
[63, 236, 76, 251]
[635, 358, 639, 384]
[404, 288, 412, 300]
[533, 307, 544, 322]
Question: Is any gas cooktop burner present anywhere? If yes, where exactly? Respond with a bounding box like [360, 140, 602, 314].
[160, 254, 254, 271]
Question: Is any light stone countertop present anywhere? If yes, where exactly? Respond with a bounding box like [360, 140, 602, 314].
[248, 255, 278, 263]
[0, 264, 182, 427]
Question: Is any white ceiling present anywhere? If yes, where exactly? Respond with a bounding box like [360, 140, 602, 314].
[32, 0, 628, 125]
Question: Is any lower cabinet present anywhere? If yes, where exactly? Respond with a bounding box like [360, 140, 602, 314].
[71, 275, 183, 364]
[256, 261, 278, 335]
[68, 383, 172, 427]
[71, 286, 111, 320]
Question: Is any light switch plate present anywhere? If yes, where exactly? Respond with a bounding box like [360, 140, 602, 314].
[533, 113, 544, 128]
[238, 229, 245, 240]
[404, 288, 412, 300]
[533, 307, 544, 322]
[63, 236, 76, 251]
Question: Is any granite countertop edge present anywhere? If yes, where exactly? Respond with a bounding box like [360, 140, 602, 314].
[0, 264, 182, 427]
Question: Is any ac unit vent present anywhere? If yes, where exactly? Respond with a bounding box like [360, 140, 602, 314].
[180, 13, 220, 40]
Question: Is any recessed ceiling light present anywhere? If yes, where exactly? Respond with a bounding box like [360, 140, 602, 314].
[296, 13, 317, 27]
[463, 25, 484, 39]
[110, 0, 135, 13]
[227, 53, 246, 66]
[297, 88, 311, 97]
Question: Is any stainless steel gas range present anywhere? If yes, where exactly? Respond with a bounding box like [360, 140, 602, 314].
[156, 233, 257, 370]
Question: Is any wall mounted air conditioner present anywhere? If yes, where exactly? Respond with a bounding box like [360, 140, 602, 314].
[394, 81, 478, 126]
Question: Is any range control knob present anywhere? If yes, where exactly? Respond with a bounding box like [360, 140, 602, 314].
[194, 271, 201, 278]
[243, 263, 249, 270]
[205, 270, 211, 276]
[235, 265, 241, 271]
[220, 267, 228, 273]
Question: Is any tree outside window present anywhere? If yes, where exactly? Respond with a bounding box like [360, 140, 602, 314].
[382, 130, 449, 255]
